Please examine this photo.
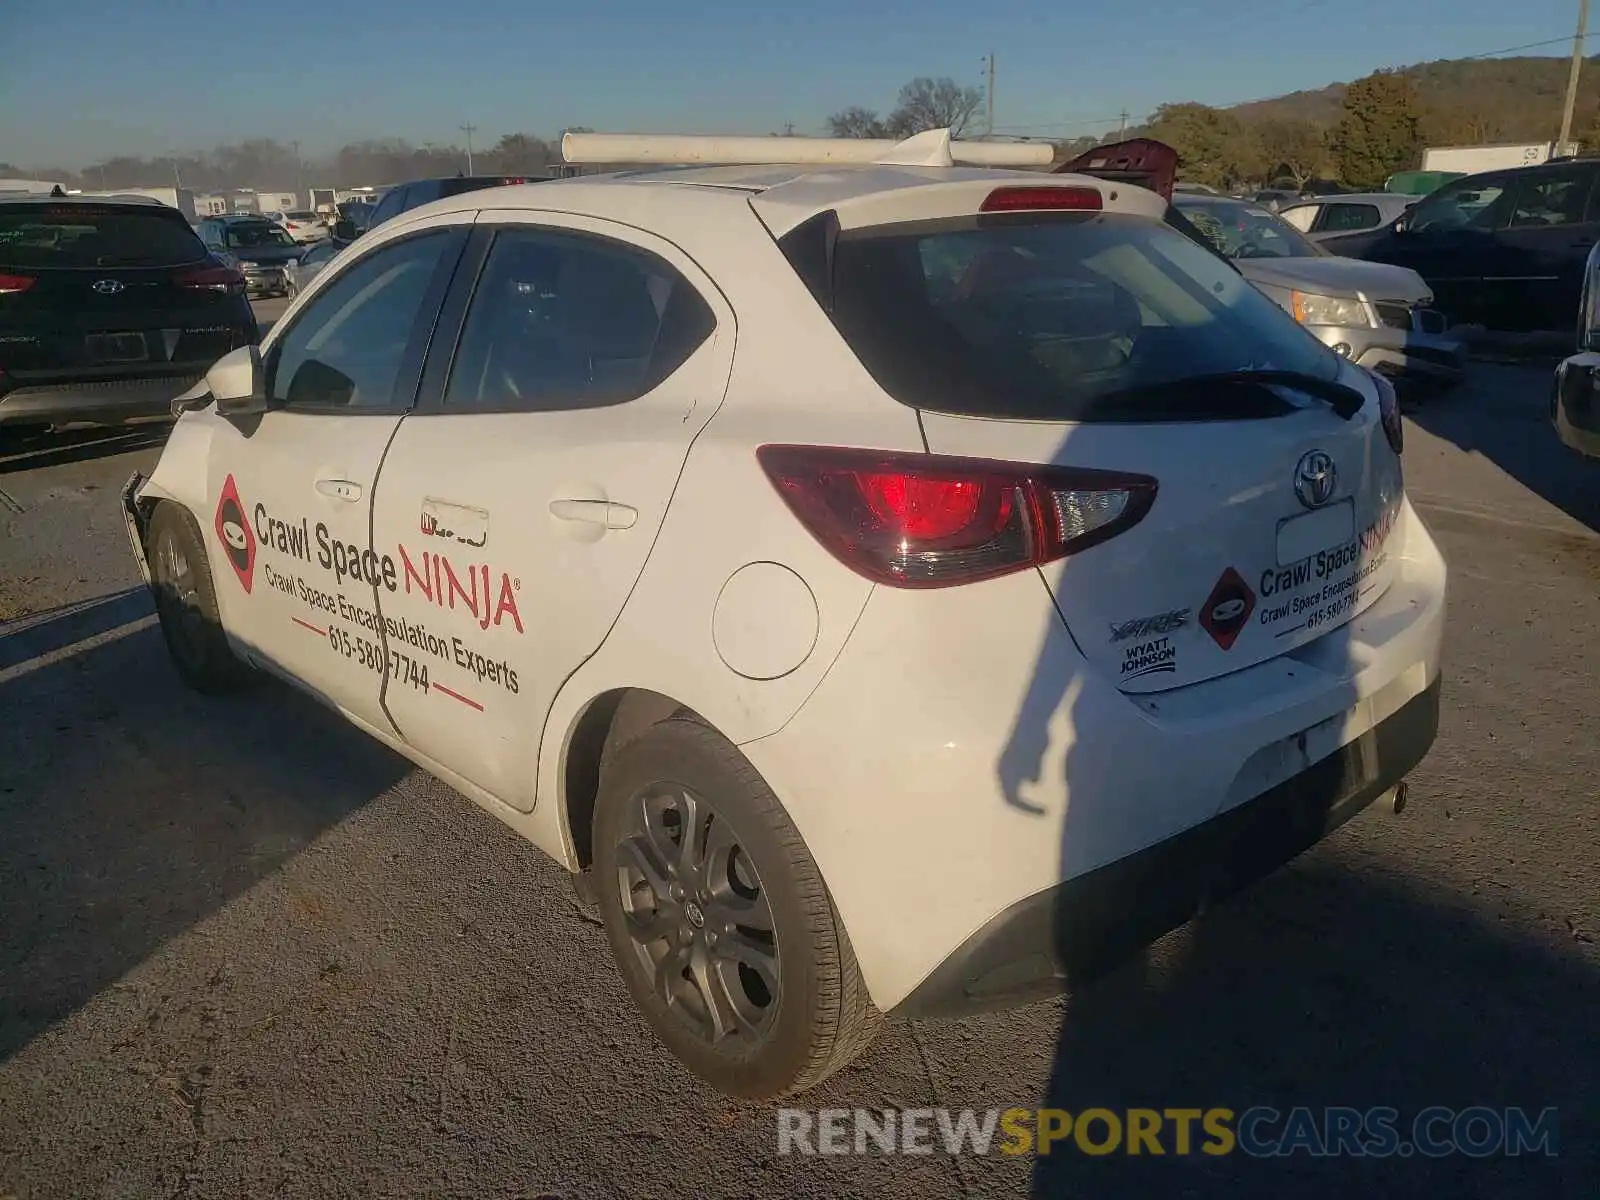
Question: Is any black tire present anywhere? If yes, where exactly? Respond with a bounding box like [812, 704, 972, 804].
[593, 717, 881, 1099]
[147, 502, 254, 693]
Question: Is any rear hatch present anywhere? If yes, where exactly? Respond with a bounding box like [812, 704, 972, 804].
[0, 202, 248, 382]
[1054, 138, 1178, 202]
[786, 193, 1403, 693]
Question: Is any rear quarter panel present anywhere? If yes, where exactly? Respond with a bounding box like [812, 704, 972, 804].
[530, 202, 928, 865]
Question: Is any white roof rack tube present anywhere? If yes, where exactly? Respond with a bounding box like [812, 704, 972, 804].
[561, 129, 1054, 169]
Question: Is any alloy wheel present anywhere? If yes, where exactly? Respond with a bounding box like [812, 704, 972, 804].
[613, 784, 781, 1048]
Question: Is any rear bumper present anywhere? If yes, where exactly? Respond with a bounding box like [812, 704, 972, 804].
[241, 265, 289, 296]
[121, 471, 154, 586]
[0, 374, 200, 426]
[741, 496, 1447, 1013]
[894, 680, 1438, 1018]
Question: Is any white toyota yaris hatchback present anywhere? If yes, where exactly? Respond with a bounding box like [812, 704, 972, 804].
[123, 129, 1446, 1099]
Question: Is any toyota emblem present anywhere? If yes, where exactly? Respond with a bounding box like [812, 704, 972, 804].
[91, 279, 125, 294]
[1294, 450, 1337, 509]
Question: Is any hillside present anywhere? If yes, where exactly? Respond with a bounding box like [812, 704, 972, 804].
[1230, 55, 1600, 145]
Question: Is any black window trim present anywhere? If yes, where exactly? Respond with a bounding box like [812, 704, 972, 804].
[261, 225, 471, 418]
[411, 220, 723, 417]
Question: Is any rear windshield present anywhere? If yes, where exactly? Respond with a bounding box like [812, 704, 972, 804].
[1175, 198, 1322, 260]
[0, 204, 208, 270]
[439, 177, 513, 198]
[286, 210, 317, 220]
[223, 222, 295, 249]
[802, 211, 1338, 422]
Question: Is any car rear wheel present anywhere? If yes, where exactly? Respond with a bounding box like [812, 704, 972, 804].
[592, 717, 881, 1099]
[148, 503, 253, 693]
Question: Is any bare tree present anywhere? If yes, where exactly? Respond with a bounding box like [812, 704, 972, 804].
[887, 77, 984, 138]
[826, 107, 889, 138]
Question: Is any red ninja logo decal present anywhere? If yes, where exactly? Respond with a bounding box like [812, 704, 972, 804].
[214, 473, 256, 593]
[1200, 566, 1254, 651]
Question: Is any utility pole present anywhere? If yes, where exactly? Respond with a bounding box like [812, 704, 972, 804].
[983, 52, 996, 136]
[291, 139, 302, 203]
[459, 123, 478, 174]
[1560, 0, 1592, 151]
[1118, 109, 1129, 135]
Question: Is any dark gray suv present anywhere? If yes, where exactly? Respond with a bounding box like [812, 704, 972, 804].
[197, 215, 302, 298]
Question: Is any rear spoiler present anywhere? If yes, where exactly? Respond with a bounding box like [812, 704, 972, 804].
[1054, 138, 1178, 203]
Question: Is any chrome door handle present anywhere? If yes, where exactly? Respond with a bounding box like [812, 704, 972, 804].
[549, 498, 638, 530]
[316, 478, 362, 502]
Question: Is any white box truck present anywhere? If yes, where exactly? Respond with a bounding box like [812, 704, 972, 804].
[80, 186, 199, 222]
[1421, 142, 1578, 174]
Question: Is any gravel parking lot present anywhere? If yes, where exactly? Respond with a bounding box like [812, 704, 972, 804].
[0, 337, 1596, 1197]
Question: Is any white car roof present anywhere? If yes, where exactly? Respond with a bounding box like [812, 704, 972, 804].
[390, 163, 1167, 242]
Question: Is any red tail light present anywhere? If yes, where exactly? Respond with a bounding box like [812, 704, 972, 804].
[177, 265, 245, 296]
[757, 445, 1157, 588]
[0, 273, 35, 295]
[980, 186, 1103, 213]
[1372, 369, 1403, 456]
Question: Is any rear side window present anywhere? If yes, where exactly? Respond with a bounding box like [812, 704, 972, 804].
[1279, 205, 1319, 232]
[369, 187, 408, 227]
[792, 211, 1337, 422]
[0, 204, 208, 270]
[1508, 167, 1594, 229]
[442, 226, 715, 412]
[1320, 203, 1380, 232]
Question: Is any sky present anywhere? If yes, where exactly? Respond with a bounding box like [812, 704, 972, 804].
[0, 0, 1590, 168]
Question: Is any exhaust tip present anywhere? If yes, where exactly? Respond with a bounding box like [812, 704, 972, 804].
[1391, 781, 1409, 815]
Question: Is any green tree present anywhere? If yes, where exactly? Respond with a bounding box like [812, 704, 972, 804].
[1146, 102, 1253, 188]
[1329, 70, 1422, 189]
[1253, 118, 1326, 188]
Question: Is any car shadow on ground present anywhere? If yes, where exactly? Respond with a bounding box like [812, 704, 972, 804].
[0, 585, 154, 670]
[992, 638, 1597, 1196]
[1013, 863, 1597, 1197]
[0, 603, 410, 1062]
[1407, 364, 1599, 534]
[0, 423, 171, 475]
[979, 424, 1596, 1198]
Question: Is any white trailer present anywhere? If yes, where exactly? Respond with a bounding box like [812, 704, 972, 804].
[0, 177, 68, 196]
[1420, 142, 1578, 174]
[79, 185, 199, 222]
